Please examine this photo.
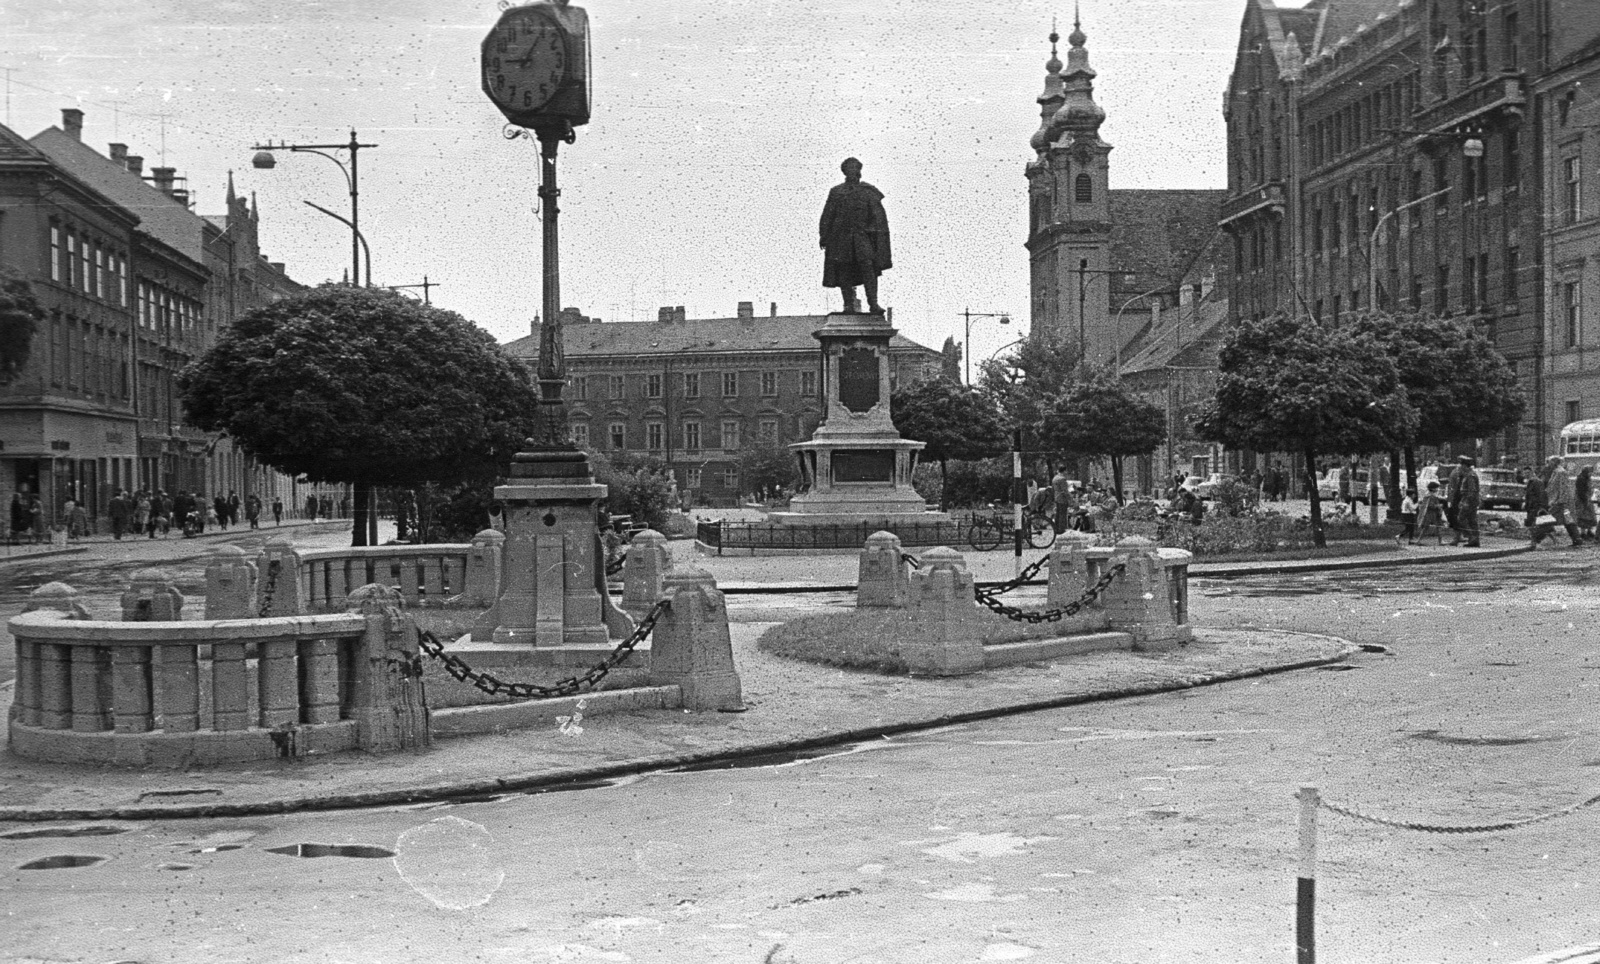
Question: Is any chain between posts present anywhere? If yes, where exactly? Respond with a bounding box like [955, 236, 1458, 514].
[416, 597, 670, 699]
[975, 562, 1126, 624]
[974, 552, 1054, 600]
[900, 551, 922, 569]
[605, 551, 627, 577]
[1319, 790, 1600, 835]
[257, 559, 281, 618]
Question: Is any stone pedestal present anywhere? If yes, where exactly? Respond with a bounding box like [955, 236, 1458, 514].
[648, 567, 743, 712]
[1047, 530, 1097, 606]
[857, 530, 911, 608]
[621, 529, 672, 616]
[204, 546, 258, 620]
[1101, 537, 1194, 650]
[903, 546, 984, 676]
[482, 448, 632, 658]
[770, 311, 946, 527]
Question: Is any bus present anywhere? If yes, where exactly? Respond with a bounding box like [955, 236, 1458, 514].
[1558, 419, 1600, 470]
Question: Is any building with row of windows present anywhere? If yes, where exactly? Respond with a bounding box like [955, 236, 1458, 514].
[1222, 0, 1600, 465]
[0, 108, 305, 531]
[504, 304, 942, 506]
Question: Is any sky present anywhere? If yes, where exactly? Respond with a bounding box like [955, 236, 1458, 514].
[2, 0, 1250, 365]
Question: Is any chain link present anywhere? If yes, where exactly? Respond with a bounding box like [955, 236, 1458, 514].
[416, 597, 671, 699]
[975, 562, 1126, 623]
[257, 559, 281, 618]
[605, 551, 628, 577]
[900, 551, 922, 569]
[975, 552, 1054, 601]
[1319, 791, 1600, 835]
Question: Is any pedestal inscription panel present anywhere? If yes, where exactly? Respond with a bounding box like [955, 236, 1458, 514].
[838, 346, 880, 413]
[832, 450, 895, 483]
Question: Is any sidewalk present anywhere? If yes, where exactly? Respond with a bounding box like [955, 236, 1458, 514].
[0, 517, 353, 567]
[0, 533, 1530, 822]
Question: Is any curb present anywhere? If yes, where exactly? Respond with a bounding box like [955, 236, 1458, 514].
[0, 520, 355, 568]
[1191, 542, 1532, 578]
[0, 640, 1358, 822]
[0, 547, 89, 567]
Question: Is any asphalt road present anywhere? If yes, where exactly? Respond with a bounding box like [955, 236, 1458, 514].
[2, 549, 1598, 962]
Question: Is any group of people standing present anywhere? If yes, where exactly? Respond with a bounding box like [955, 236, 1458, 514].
[1398, 455, 1483, 546]
[1520, 456, 1597, 548]
[1247, 463, 1295, 501]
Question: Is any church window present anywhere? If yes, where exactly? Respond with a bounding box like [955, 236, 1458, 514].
[1075, 173, 1092, 203]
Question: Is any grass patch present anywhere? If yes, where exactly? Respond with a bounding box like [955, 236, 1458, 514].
[756, 605, 1106, 675]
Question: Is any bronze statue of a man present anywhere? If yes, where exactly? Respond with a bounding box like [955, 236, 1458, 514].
[819, 157, 892, 314]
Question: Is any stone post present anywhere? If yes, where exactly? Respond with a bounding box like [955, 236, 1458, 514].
[622, 529, 672, 616]
[648, 566, 743, 712]
[1100, 536, 1193, 650]
[857, 530, 911, 608]
[1046, 530, 1097, 606]
[120, 569, 184, 621]
[903, 546, 984, 676]
[346, 584, 430, 752]
[460, 529, 504, 608]
[204, 545, 259, 619]
[257, 538, 304, 617]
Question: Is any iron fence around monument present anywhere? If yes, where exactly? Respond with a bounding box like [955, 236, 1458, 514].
[696, 519, 972, 554]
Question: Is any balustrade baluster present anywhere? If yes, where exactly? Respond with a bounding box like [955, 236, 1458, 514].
[257, 639, 299, 727]
[14, 639, 40, 726]
[37, 642, 72, 729]
[211, 642, 249, 731]
[299, 638, 341, 723]
[111, 647, 154, 733]
[69, 646, 110, 732]
[155, 644, 199, 732]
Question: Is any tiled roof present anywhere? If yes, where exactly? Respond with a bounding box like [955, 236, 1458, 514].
[30, 126, 208, 264]
[0, 122, 48, 165]
[1119, 298, 1231, 376]
[1310, 0, 1401, 54]
[503, 315, 937, 359]
[1108, 189, 1228, 295]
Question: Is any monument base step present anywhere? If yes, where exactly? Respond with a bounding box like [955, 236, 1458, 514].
[983, 631, 1133, 668]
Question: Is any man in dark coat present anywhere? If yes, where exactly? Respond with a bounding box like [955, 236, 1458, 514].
[819, 157, 892, 314]
[108, 489, 131, 540]
[1447, 455, 1481, 547]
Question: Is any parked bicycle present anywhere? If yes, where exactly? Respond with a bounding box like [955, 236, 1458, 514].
[965, 503, 1057, 551]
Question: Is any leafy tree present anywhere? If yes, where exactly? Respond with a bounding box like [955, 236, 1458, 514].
[1351, 309, 1524, 493]
[891, 377, 1008, 509]
[0, 279, 43, 379]
[179, 286, 540, 546]
[1038, 367, 1165, 503]
[976, 330, 1082, 466]
[735, 444, 798, 502]
[1195, 313, 1417, 546]
[939, 336, 962, 383]
[588, 450, 677, 530]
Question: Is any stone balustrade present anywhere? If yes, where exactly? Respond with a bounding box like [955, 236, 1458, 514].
[9, 580, 429, 767]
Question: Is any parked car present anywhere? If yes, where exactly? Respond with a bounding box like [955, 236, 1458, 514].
[1194, 473, 1234, 499]
[1414, 463, 1522, 510]
[1317, 467, 1412, 505]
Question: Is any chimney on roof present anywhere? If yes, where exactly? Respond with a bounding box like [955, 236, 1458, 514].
[125, 155, 143, 176]
[108, 143, 127, 163]
[151, 167, 176, 196]
[61, 109, 83, 141]
[770, 302, 777, 317]
[673, 305, 686, 325]
[737, 301, 754, 320]
[171, 188, 190, 208]
[270, 262, 285, 272]
[658, 306, 673, 323]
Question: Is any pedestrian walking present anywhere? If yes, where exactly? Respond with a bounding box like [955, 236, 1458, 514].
[1575, 465, 1596, 541]
[1339, 459, 1355, 509]
[1520, 467, 1545, 530]
[29, 496, 45, 543]
[1446, 455, 1481, 548]
[213, 494, 228, 530]
[227, 490, 241, 527]
[1415, 482, 1446, 544]
[10, 492, 26, 543]
[305, 495, 318, 521]
[109, 489, 131, 540]
[1531, 455, 1583, 548]
[1397, 490, 1418, 544]
[133, 492, 150, 536]
[272, 496, 283, 526]
[1050, 468, 1074, 533]
[246, 494, 262, 529]
[68, 500, 88, 540]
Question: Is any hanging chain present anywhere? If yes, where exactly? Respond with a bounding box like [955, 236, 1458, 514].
[1319, 790, 1600, 835]
[416, 597, 670, 699]
[974, 552, 1055, 601]
[605, 550, 628, 577]
[257, 559, 281, 618]
[975, 562, 1127, 624]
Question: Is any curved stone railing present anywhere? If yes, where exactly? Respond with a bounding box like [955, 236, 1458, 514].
[8, 582, 430, 767]
[258, 530, 503, 615]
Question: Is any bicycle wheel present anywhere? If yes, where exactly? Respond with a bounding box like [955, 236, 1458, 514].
[1027, 513, 1057, 549]
[967, 522, 1002, 552]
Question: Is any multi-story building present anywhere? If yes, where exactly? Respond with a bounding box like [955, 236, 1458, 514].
[1539, 1, 1600, 438]
[1222, 0, 1591, 465]
[504, 303, 942, 506]
[1026, 18, 1230, 371]
[0, 108, 303, 530]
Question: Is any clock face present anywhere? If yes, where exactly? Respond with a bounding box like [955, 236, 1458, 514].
[483, 12, 568, 115]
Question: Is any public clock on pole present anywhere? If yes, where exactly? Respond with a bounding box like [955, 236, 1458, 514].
[481, 1, 592, 131]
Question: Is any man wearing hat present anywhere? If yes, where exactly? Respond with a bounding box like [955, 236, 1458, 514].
[1532, 454, 1584, 548]
[1447, 455, 1481, 547]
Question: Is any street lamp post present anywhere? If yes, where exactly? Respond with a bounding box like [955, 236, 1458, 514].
[961, 308, 1010, 385]
[1112, 285, 1173, 373]
[1365, 187, 1451, 310]
[386, 276, 438, 305]
[1074, 259, 1135, 366]
[251, 131, 377, 286]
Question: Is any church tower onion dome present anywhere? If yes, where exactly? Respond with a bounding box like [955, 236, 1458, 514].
[1031, 28, 1065, 154]
[1048, 11, 1106, 142]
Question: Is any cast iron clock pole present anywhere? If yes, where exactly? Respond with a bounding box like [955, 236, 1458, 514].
[482, 0, 592, 457]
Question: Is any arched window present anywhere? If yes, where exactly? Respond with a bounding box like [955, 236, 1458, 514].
[1075, 173, 1093, 203]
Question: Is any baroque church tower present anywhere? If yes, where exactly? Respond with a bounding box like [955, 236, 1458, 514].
[1025, 13, 1115, 364]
